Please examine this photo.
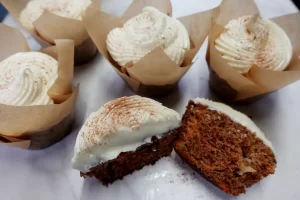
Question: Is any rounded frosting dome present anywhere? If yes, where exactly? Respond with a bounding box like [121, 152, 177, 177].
[215, 14, 292, 74]
[106, 6, 190, 67]
[72, 95, 181, 172]
[0, 52, 58, 106]
[20, 0, 92, 31]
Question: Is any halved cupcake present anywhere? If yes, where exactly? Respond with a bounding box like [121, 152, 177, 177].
[175, 98, 276, 196]
[72, 95, 181, 185]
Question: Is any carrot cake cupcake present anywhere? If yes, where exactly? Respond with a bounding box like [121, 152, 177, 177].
[72, 96, 181, 185]
[175, 98, 276, 196]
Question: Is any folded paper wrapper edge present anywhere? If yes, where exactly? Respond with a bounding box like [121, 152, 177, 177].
[0, 24, 78, 149]
[0, 24, 30, 61]
[0, 86, 78, 150]
[207, 0, 300, 102]
[1, 0, 99, 65]
[0, 140, 31, 149]
[83, 0, 220, 96]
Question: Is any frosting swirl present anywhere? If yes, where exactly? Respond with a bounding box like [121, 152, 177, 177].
[215, 14, 292, 74]
[106, 6, 190, 66]
[72, 96, 181, 172]
[20, 0, 92, 31]
[0, 52, 58, 106]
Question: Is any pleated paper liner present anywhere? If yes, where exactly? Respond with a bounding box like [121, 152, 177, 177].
[83, 0, 220, 97]
[206, 0, 300, 103]
[1, 0, 99, 65]
[0, 24, 78, 150]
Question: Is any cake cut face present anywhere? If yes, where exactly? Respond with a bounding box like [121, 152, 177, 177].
[81, 130, 178, 185]
[72, 96, 181, 185]
[175, 98, 276, 196]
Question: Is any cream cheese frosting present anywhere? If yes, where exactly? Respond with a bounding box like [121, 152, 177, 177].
[72, 96, 181, 172]
[20, 0, 92, 31]
[192, 98, 273, 149]
[0, 52, 58, 106]
[215, 14, 292, 74]
[106, 6, 190, 67]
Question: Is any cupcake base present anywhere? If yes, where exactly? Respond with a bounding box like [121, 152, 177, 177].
[74, 39, 98, 66]
[208, 66, 270, 103]
[19, 111, 75, 150]
[208, 66, 238, 102]
[80, 128, 179, 185]
[136, 83, 178, 97]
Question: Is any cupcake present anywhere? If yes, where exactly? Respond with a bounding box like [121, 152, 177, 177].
[215, 14, 292, 74]
[106, 6, 190, 69]
[72, 96, 181, 185]
[1, 0, 98, 65]
[83, 0, 219, 96]
[0, 24, 78, 150]
[175, 98, 276, 196]
[206, 0, 300, 102]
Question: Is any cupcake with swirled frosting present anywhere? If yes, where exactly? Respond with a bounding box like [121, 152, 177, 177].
[72, 95, 181, 185]
[106, 6, 190, 67]
[0, 52, 58, 106]
[19, 0, 92, 32]
[215, 14, 292, 74]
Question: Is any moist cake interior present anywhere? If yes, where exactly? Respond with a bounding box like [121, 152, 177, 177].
[175, 101, 276, 196]
[81, 129, 179, 185]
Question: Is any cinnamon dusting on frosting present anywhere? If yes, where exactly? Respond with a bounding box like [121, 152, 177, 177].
[106, 6, 190, 66]
[72, 96, 181, 172]
[215, 14, 292, 74]
[0, 52, 58, 106]
[20, 0, 92, 31]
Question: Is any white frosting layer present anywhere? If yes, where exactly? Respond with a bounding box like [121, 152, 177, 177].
[0, 52, 58, 106]
[20, 0, 92, 31]
[215, 14, 292, 74]
[192, 98, 273, 149]
[72, 96, 181, 172]
[106, 6, 190, 66]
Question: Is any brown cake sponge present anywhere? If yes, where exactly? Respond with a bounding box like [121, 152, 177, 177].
[175, 100, 276, 196]
[81, 129, 179, 185]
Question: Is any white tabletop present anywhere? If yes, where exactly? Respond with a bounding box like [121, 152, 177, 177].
[1, 0, 299, 200]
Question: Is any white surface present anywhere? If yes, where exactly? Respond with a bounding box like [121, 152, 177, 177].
[0, 0, 299, 200]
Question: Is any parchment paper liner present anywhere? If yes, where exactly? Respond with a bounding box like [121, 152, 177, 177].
[206, 0, 300, 103]
[1, 0, 99, 65]
[0, 24, 78, 150]
[83, 0, 220, 97]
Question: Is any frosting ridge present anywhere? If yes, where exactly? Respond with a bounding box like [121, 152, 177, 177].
[0, 52, 58, 106]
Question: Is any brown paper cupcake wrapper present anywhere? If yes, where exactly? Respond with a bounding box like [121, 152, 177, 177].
[206, 0, 300, 103]
[1, 0, 99, 65]
[0, 24, 78, 150]
[0, 94, 77, 150]
[83, 0, 220, 97]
